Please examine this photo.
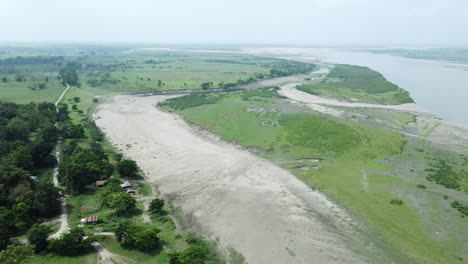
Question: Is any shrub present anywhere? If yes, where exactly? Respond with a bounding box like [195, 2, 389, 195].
[48, 228, 95, 256]
[115, 221, 161, 252]
[390, 199, 404, 206]
[148, 199, 165, 215]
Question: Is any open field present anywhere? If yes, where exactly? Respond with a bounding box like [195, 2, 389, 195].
[161, 88, 468, 263]
[94, 95, 383, 264]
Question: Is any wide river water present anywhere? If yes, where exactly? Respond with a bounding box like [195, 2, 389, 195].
[302, 49, 468, 124]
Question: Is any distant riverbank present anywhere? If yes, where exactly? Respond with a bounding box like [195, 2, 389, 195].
[244, 48, 468, 124]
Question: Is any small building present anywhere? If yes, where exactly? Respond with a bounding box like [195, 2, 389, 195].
[80, 216, 99, 224]
[96, 180, 107, 188]
[120, 181, 132, 189]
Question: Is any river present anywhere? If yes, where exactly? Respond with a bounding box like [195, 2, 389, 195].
[298, 48, 468, 124]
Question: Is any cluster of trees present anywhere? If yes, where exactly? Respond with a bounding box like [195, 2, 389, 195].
[267, 61, 316, 78]
[55, 102, 117, 195]
[101, 179, 137, 216]
[115, 221, 161, 252]
[48, 228, 95, 256]
[86, 71, 120, 87]
[0, 101, 62, 251]
[59, 63, 80, 87]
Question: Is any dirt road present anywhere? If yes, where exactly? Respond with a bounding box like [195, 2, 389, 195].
[49, 84, 71, 239]
[94, 95, 377, 264]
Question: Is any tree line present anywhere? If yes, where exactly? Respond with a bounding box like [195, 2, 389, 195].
[0, 101, 62, 251]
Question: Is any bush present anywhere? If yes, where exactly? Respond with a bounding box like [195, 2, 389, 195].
[0, 244, 34, 264]
[390, 199, 404, 206]
[148, 199, 164, 215]
[27, 224, 51, 253]
[115, 221, 161, 252]
[451, 201, 468, 216]
[48, 228, 95, 256]
[108, 192, 136, 216]
[169, 234, 220, 264]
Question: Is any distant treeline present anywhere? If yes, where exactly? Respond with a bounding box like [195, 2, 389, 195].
[0, 56, 64, 65]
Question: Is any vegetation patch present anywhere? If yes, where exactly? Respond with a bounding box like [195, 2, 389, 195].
[426, 160, 467, 191]
[279, 114, 362, 156]
[450, 201, 468, 217]
[297, 64, 413, 104]
[159, 93, 225, 111]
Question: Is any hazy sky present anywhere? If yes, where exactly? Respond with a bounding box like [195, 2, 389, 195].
[1, 0, 467, 46]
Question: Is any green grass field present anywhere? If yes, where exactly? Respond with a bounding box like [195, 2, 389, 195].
[297, 64, 413, 105]
[164, 89, 467, 263]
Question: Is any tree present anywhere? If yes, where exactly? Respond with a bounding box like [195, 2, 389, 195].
[1, 77, 7, 83]
[178, 245, 209, 264]
[201, 82, 212, 90]
[148, 198, 164, 215]
[59, 63, 80, 87]
[115, 221, 161, 252]
[134, 228, 161, 252]
[27, 224, 51, 253]
[108, 192, 136, 215]
[32, 183, 61, 218]
[6, 118, 29, 141]
[37, 83, 47, 90]
[0, 207, 14, 250]
[72, 97, 80, 103]
[0, 244, 34, 264]
[48, 228, 94, 256]
[158, 80, 162, 87]
[118, 159, 138, 178]
[92, 98, 98, 103]
[101, 178, 122, 206]
[14, 74, 26, 82]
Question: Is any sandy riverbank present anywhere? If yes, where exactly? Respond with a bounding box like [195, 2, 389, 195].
[94, 95, 377, 264]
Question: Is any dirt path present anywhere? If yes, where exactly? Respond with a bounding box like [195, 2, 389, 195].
[49, 84, 71, 240]
[94, 95, 378, 264]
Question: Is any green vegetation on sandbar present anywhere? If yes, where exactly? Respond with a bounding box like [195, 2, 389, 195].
[297, 64, 413, 104]
[163, 88, 467, 264]
[370, 48, 468, 63]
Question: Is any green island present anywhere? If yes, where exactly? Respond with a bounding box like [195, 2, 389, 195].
[297, 64, 413, 104]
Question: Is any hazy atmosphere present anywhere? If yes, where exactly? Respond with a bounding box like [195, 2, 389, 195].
[2, 0, 468, 46]
[0, 1, 467, 264]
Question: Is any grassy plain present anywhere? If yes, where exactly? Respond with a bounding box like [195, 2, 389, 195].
[163, 88, 467, 263]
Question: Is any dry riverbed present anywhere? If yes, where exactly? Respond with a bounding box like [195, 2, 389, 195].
[94, 95, 381, 264]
